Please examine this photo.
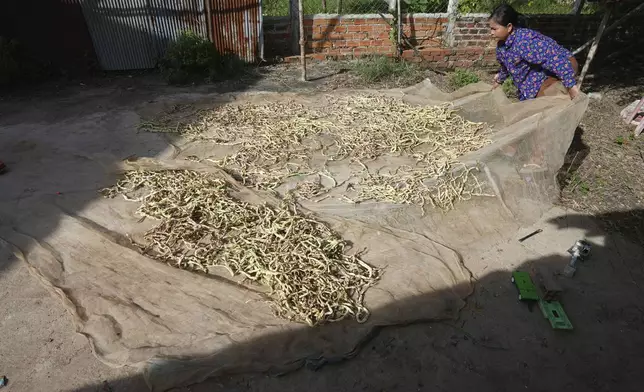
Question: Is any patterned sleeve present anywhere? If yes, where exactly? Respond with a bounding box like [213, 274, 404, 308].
[497, 62, 509, 84]
[496, 52, 509, 84]
[519, 37, 577, 88]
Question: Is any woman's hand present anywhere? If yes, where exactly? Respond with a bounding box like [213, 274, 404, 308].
[492, 73, 502, 90]
[569, 85, 580, 100]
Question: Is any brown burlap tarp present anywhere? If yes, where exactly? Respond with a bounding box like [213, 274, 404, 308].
[0, 80, 588, 391]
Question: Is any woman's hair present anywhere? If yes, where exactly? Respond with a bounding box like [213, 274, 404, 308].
[489, 4, 525, 27]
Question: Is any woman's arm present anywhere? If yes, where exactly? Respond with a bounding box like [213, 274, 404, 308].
[493, 59, 510, 89]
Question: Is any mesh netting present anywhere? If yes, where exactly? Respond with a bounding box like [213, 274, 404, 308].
[0, 79, 588, 391]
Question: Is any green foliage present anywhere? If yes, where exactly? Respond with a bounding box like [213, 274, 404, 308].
[262, 0, 598, 16]
[349, 56, 424, 83]
[458, 0, 591, 15]
[502, 77, 517, 97]
[161, 30, 242, 85]
[450, 69, 480, 88]
[516, 0, 578, 14]
[345, 0, 389, 13]
[459, 0, 503, 14]
[569, 172, 590, 195]
[404, 0, 448, 13]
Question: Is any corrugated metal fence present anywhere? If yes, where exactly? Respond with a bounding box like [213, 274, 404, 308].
[80, 0, 261, 71]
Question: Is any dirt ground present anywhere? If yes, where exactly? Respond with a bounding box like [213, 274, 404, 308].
[558, 76, 644, 246]
[1, 61, 643, 392]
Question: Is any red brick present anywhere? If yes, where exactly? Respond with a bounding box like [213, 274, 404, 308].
[313, 19, 332, 27]
[347, 25, 366, 32]
[425, 48, 449, 56]
[402, 50, 416, 59]
[464, 47, 483, 55]
[310, 41, 333, 49]
[345, 40, 363, 48]
[369, 32, 389, 40]
[327, 33, 355, 41]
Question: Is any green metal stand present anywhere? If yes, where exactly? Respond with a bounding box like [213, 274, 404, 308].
[511, 271, 540, 301]
[538, 300, 574, 330]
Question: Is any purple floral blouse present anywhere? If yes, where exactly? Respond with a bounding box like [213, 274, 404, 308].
[496, 28, 576, 101]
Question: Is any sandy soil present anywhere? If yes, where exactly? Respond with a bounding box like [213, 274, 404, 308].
[1, 64, 643, 392]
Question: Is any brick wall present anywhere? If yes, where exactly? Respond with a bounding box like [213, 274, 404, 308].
[263, 13, 635, 69]
[304, 16, 400, 58]
[452, 15, 493, 48]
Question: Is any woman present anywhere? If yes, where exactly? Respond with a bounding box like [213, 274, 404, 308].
[490, 4, 580, 101]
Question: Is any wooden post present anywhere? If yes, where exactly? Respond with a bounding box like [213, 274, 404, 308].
[298, 0, 307, 81]
[578, 5, 612, 88]
[565, 0, 586, 46]
[322, 0, 327, 13]
[445, 0, 460, 47]
[290, 0, 300, 56]
[573, 1, 644, 56]
[397, 0, 402, 56]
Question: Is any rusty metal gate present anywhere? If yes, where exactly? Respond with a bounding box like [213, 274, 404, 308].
[208, 0, 263, 62]
[80, 0, 261, 71]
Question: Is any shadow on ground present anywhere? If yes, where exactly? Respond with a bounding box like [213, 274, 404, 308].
[557, 126, 591, 189]
[1, 59, 643, 392]
[583, 49, 644, 106]
[63, 209, 644, 392]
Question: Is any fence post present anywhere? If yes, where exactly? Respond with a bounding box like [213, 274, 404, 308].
[397, 0, 402, 56]
[290, 0, 300, 55]
[445, 0, 460, 47]
[578, 4, 612, 88]
[298, 0, 307, 81]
